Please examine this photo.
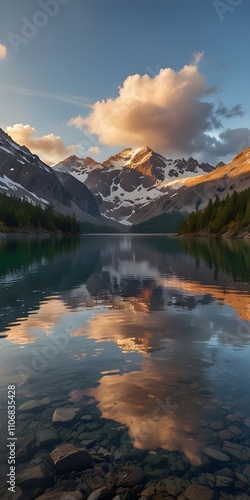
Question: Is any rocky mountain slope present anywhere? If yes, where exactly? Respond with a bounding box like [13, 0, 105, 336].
[0, 128, 107, 227]
[54, 146, 215, 225]
[2, 126, 249, 229]
[131, 148, 250, 225]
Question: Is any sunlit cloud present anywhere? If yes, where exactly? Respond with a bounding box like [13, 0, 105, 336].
[68, 115, 86, 129]
[191, 50, 204, 66]
[6, 123, 77, 165]
[68, 55, 248, 161]
[89, 361, 216, 464]
[5, 298, 70, 345]
[0, 44, 7, 60]
[89, 146, 101, 155]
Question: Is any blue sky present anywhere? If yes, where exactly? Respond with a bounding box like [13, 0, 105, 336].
[0, 0, 249, 165]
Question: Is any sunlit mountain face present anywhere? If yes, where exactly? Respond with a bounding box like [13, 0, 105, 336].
[53, 146, 215, 225]
[0, 236, 250, 468]
[54, 147, 250, 225]
[2, 127, 250, 229]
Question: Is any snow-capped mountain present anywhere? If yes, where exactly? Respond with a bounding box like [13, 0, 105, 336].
[0, 128, 101, 224]
[54, 146, 214, 225]
[102, 146, 213, 179]
[129, 147, 250, 225]
[2, 128, 249, 229]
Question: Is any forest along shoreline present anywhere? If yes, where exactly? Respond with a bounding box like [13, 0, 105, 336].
[176, 229, 250, 239]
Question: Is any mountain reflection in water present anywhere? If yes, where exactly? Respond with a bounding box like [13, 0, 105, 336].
[0, 235, 250, 464]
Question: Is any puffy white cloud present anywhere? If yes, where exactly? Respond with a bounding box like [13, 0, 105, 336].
[68, 115, 86, 129]
[68, 58, 248, 161]
[5, 124, 76, 165]
[0, 44, 7, 60]
[70, 63, 210, 154]
[88, 146, 100, 155]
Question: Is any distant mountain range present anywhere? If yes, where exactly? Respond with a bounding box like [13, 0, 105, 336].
[1, 127, 250, 230]
[54, 146, 215, 225]
[54, 146, 250, 226]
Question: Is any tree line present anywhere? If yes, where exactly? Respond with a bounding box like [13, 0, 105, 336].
[0, 193, 79, 234]
[179, 188, 250, 235]
[130, 212, 185, 233]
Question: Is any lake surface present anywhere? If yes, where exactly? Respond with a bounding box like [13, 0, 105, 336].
[0, 235, 250, 498]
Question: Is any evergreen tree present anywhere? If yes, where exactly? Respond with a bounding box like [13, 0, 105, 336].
[0, 193, 80, 234]
[179, 188, 250, 235]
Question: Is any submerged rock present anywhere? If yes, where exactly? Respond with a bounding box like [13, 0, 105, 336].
[86, 475, 106, 491]
[50, 443, 91, 474]
[228, 424, 243, 436]
[18, 399, 49, 412]
[215, 475, 234, 488]
[217, 430, 232, 441]
[244, 417, 250, 428]
[81, 415, 94, 422]
[36, 492, 84, 499]
[163, 476, 184, 496]
[243, 464, 250, 477]
[36, 429, 59, 448]
[207, 418, 224, 431]
[87, 486, 111, 500]
[113, 489, 138, 500]
[16, 432, 36, 461]
[105, 472, 116, 489]
[16, 463, 53, 490]
[144, 454, 164, 467]
[52, 407, 80, 424]
[223, 440, 250, 461]
[203, 447, 230, 462]
[0, 485, 23, 500]
[141, 486, 156, 497]
[184, 483, 215, 500]
[115, 466, 144, 488]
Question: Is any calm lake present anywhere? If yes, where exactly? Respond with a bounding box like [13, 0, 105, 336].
[0, 235, 250, 498]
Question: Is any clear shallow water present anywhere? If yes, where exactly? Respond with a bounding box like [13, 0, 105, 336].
[0, 235, 250, 497]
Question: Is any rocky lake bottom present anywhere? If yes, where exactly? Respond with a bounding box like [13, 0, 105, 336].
[1, 383, 250, 500]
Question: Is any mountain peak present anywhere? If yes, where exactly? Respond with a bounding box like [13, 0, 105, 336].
[58, 154, 81, 164]
[136, 145, 153, 153]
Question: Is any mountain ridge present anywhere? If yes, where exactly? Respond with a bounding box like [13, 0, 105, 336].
[54, 146, 216, 225]
[130, 147, 250, 225]
[0, 128, 113, 229]
[1, 127, 249, 229]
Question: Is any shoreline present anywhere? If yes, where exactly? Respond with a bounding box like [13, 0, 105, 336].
[1, 230, 250, 239]
[176, 230, 250, 240]
[0, 230, 80, 239]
